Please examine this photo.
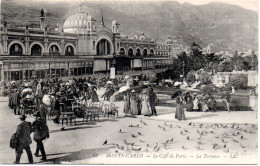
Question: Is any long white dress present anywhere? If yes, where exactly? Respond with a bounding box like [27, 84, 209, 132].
[141, 94, 151, 116]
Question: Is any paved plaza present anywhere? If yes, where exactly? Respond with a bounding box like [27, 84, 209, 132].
[0, 88, 257, 164]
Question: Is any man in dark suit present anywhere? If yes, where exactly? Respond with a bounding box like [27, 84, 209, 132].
[149, 88, 158, 116]
[32, 111, 49, 161]
[11, 90, 20, 115]
[15, 114, 33, 164]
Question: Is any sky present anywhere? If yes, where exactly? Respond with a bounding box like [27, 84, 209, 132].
[9, 0, 259, 11]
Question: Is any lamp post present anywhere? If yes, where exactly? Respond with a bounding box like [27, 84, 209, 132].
[182, 61, 185, 76]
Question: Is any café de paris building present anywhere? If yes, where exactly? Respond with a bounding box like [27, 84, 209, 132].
[0, 9, 173, 82]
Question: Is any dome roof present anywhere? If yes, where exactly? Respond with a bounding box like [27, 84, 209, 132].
[63, 12, 89, 29]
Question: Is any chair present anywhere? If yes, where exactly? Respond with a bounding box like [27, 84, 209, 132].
[110, 103, 119, 118]
[103, 104, 112, 118]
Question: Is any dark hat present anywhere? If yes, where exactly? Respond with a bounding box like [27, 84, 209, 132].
[33, 111, 41, 117]
[19, 114, 27, 119]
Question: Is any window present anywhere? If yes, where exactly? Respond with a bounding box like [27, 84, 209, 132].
[93, 41, 95, 50]
[117, 43, 119, 50]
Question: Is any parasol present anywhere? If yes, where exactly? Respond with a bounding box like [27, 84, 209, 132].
[22, 88, 32, 93]
[10, 81, 16, 84]
[107, 81, 113, 84]
[124, 75, 130, 80]
[42, 95, 51, 106]
[119, 86, 130, 93]
[174, 82, 182, 86]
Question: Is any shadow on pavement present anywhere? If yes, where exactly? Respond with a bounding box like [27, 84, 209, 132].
[50, 125, 102, 133]
[186, 113, 218, 120]
[39, 147, 112, 164]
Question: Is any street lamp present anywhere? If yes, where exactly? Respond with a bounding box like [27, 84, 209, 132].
[182, 61, 185, 76]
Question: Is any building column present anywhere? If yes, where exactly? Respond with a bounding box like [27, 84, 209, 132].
[25, 37, 30, 56]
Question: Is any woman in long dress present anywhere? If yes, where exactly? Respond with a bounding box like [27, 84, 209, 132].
[192, 93, 199, 112]
[175, 95, 186, 120]
[123, 91, 131, 115]
[91, 85, 99, 102]
[141, 89, 151, 116]
[130, 90, 138, 115]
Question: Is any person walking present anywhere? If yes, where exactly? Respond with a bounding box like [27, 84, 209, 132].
[14, 114, 33, 164]
[141, 89, 151, 116]
[175, 94, 186, 120]
[149, 88, 158, 116]
[222, 91, 231, 112]
[11, 90, 20, 115]
[130, 90, 138, 115]
[123, 91, 131, 116]
[32, 111, 49, 161]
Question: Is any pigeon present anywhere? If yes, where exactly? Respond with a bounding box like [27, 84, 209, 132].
[232, 138, 238, 143]
[197, 130, 201, 134]
[129, 124, 139, 127]
[169, 138, 174, 142]
[164, 122, 167, 126]
[154, 147, 160, 152]
[163, 127, 166, 131]
[139, 139, 145, 143]
[124, 139, 135, 146]
[240, 135, 245, 140]
[145, 148, 149, 152]
[240, 144, 246, 149]
[119, 129, 122, 133]
[143, 122, 147, 126]
[138, 132, 142, 135]
[188, 122, 192, 126]
[182, 146, 186, 149]
[169, 124, 173, 128]
[116, 145, 124, 150]
[146, 144, 150, 147]
[115, 150, 119, 153]
[195, 146, 202, 150]
[223, 144, 227, 148]
[131, 134, 137, 138]
[103, 140, 108, 145]
[186, 136, 190, 140]
[176, 125, 181, 128]
[215, 136, 219, 139]
[197, 141, 204, 145]
[184, 129, 189, 133]
[223, 148, 229, 153]
[212, 143, 220, 150]
[162, 142, 167, 149]
[132, 147, 141, 151]
[158, 124, 163, 128]
[210, 131, 216, 134]
[222, 138, 228, 143]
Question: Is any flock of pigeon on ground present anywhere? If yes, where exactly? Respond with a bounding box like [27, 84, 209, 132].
[103, 119, 258, 155]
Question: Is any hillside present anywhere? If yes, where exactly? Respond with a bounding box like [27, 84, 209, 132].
[0, 0, 258, 52]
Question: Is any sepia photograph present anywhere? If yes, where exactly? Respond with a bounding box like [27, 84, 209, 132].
[0, 0, 258, 164]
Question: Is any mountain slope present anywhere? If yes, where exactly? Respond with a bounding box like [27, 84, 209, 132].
[0, 1, 258, 52]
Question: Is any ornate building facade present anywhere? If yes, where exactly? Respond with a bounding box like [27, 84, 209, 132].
[0, 9, 174, 82]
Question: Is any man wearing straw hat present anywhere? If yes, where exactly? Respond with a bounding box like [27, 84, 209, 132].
[14, 114, 33, 164]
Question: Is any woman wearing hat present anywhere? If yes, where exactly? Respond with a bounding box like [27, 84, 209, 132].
[141, 89, 151, 116]
[130, 90, 138, 115]
[175, 93, 186, 120]
[123, 90, 131, 116]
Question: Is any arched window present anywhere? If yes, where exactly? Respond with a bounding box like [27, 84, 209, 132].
[128, 48, 133, 56]
[10, 43, 23, 56]
[31, 44, 42, 56]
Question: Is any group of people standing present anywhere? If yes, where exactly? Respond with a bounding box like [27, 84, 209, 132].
[123, 85, 158, 117]
[13, 110, 49, 164]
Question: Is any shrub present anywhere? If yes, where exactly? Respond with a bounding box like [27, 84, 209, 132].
[202, 84, 217, 95]
[229, 74, 248, 90]
[186, 70, 196, 83]
[199, 72, 212, 85]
